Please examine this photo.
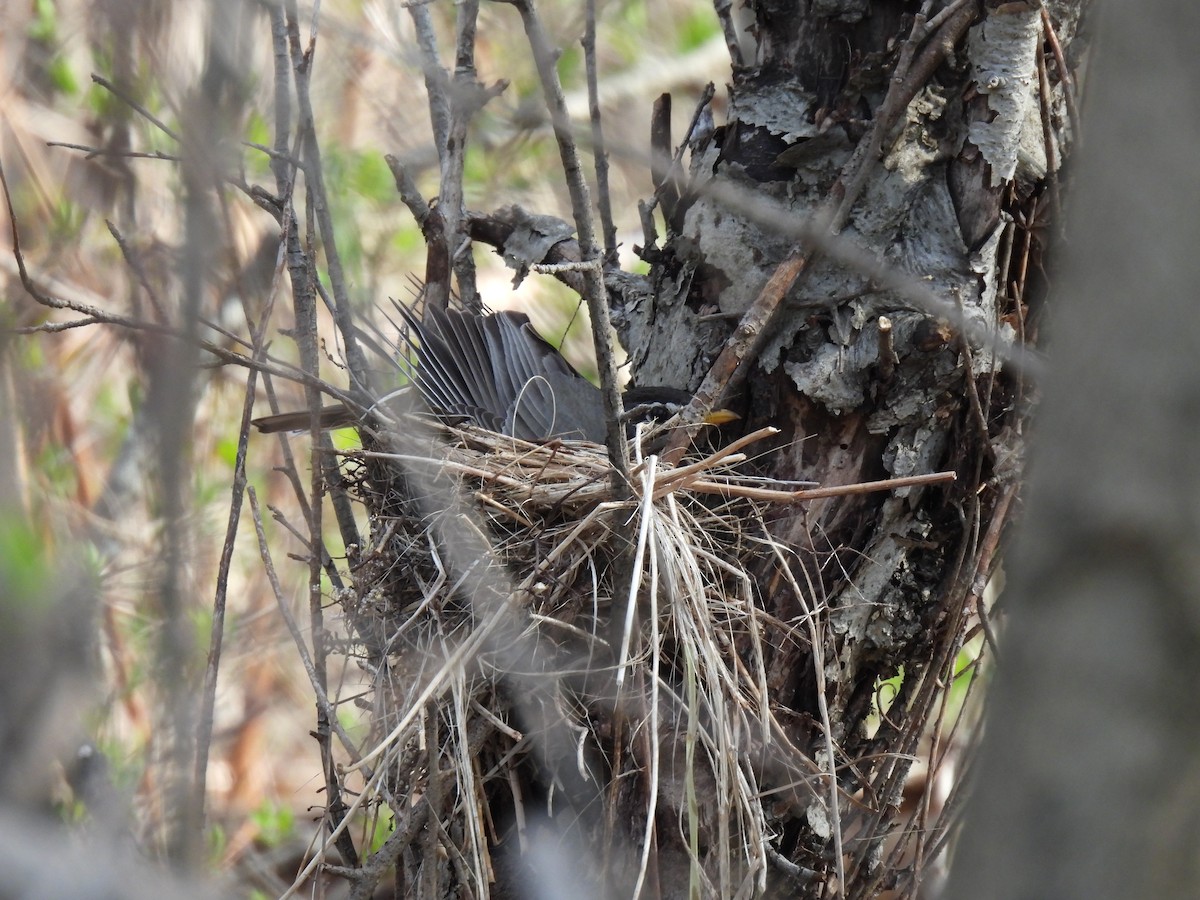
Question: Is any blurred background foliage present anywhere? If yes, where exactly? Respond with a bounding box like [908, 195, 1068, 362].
[0, 0, 732, 888]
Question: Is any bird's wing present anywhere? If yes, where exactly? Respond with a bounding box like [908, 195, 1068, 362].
[488, 313, 605, 441]
[394, 305, 502, 430]
[502, 372, 602, 442]
[398, 304, 605, 440]
[435, 307, 506, 417]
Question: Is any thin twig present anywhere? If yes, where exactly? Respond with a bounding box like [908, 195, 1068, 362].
[0, 161, 174, 334]
[45, 141, 181, 161]
[287, 8, 370, 395]
[409, 1, 452, 159]
[712, 0, 745, 69]
[1035, 33, 1062, 223]
[385, 154, 432, 228]
[688, 470, 957, 503]
[502, 0, 629, 484]
[248, 487, 376, 873]
[1040, 5, 1080, 140]
[10, 316, 106, 334]
[91, 73, 181, 141]
[765, 526, 846, 896]
[193, 234, 286, 831]
[965, 479, 1017, 662]
[280, 3, 361, 871]
[954, 296, 995, 462]
[583, 0, 618, 262]
[442, 0, 484, 311]
[105, 219, 167, 321]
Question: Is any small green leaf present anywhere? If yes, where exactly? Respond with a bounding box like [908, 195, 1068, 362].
[250, 801, 296, 848]
[678, 10, 719, 53]
[28, 0, 58, 42]
[48, 57, 79, 96]
[350, 153, 393, 204]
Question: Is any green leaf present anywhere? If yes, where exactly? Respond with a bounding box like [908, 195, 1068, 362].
[678, 9, 719, 53]
[350, 153, 393, 204]
[250, 801, 296, 848]
[28, 0, 58, 42]
[48, 57, 79, 96]
[0, 516, 50, 603]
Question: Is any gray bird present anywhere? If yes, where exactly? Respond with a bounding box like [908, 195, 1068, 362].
[252, 305, 733, 440]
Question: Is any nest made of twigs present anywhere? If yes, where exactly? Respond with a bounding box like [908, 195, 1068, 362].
[318, 419, 806, 897]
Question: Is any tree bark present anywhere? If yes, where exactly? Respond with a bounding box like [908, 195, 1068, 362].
[607, 0, 1089, 892]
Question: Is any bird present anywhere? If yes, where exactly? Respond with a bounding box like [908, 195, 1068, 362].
[252, 304, 734, 442]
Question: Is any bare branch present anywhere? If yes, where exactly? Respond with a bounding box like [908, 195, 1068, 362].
[91, 72, 181, 142]
[583, 0, 618, 262]
[502, 0, 628, 482]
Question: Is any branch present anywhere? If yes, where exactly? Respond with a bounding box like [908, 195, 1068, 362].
[583, 0, 618, 262]
[501, 0, 629, 483]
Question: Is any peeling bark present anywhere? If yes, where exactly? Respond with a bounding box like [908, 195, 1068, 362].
[608, 0, 1091, 892]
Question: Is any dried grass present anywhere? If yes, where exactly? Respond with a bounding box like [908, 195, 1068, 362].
[312, 419, 809, 897]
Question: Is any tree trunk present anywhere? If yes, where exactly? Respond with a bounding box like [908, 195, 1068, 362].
[605, 0, 1089, 893]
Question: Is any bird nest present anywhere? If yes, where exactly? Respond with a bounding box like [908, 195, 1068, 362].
[322, 420, 800, 896]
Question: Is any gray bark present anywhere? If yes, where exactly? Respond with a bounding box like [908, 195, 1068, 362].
[609, 0, 1088, 892]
